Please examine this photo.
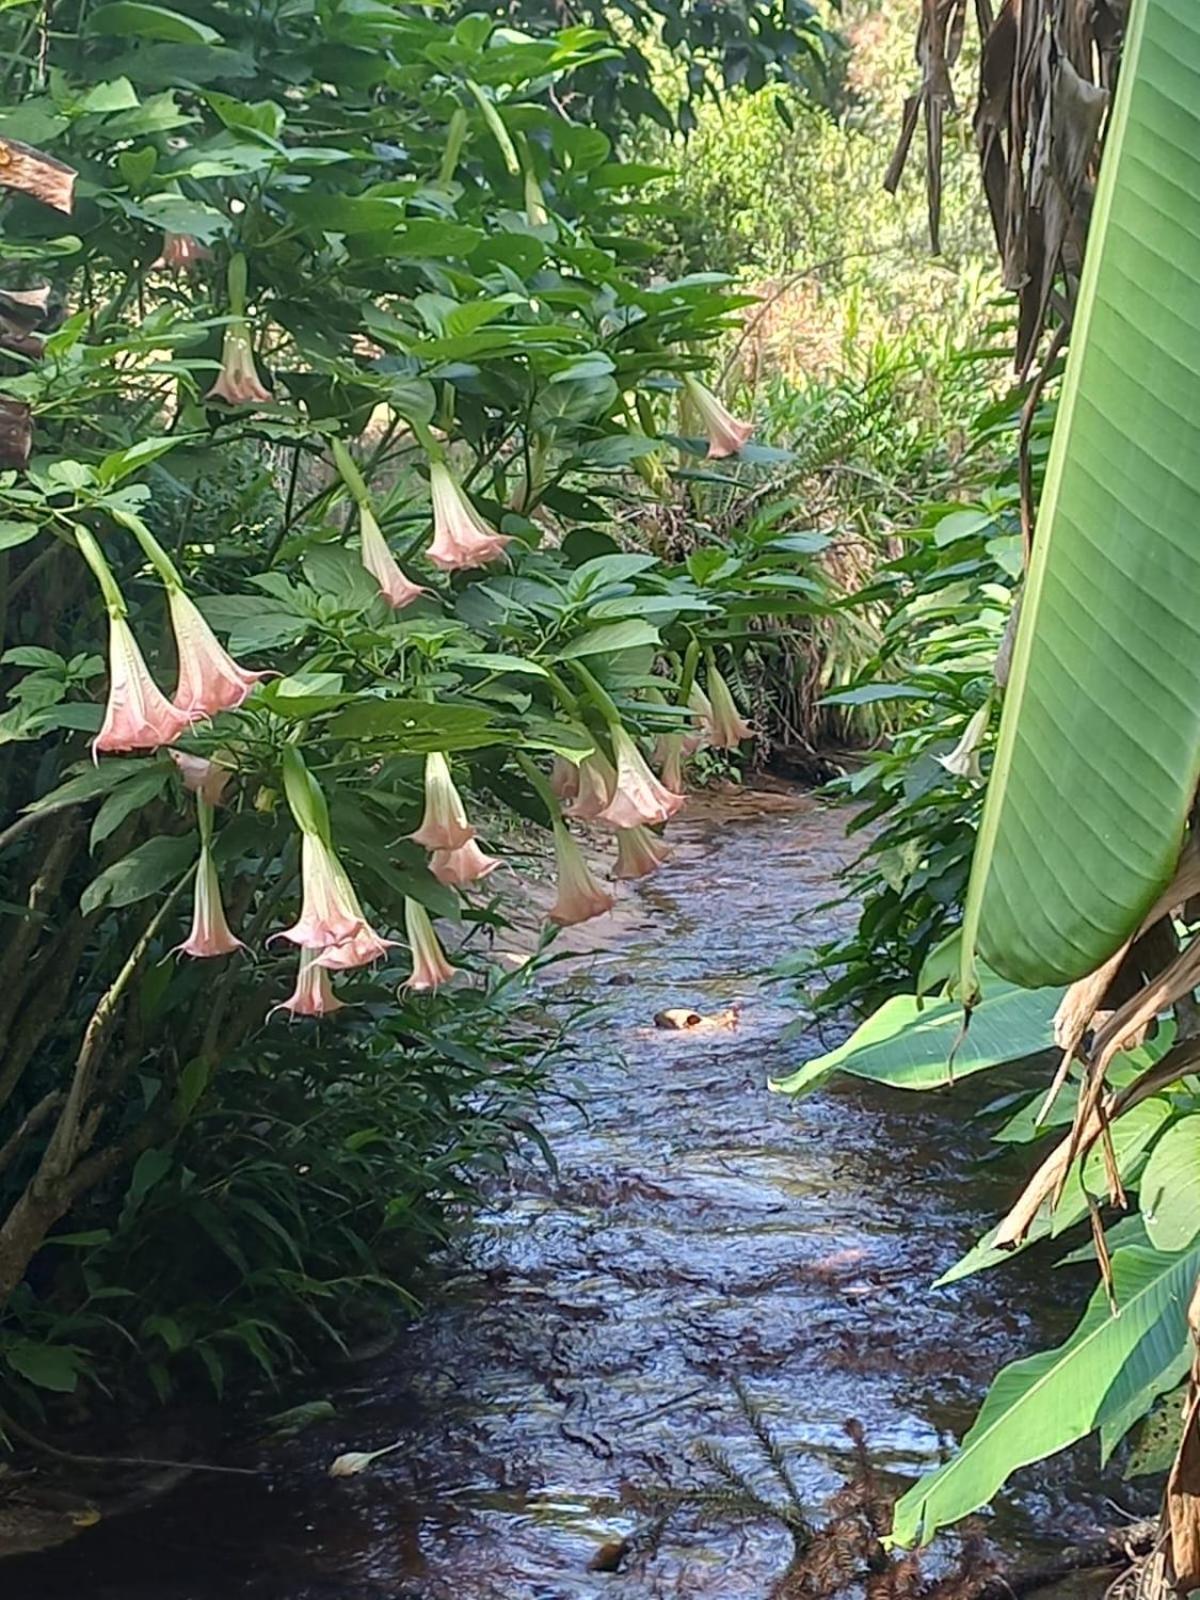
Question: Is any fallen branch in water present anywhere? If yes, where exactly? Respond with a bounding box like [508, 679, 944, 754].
[972, 1519, 1158, 1600]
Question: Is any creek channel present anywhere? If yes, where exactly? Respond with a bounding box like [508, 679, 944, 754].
[16, 787, 1136, 1599]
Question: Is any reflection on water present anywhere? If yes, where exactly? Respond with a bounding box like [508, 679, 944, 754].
[14, 790, 1138, 1599]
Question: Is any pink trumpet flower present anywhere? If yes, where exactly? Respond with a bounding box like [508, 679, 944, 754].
[274, 949, 346, 1019]
[598, 727, 685, 830]
[565, 750, 616, 823]
[174, 849, 244, 959]
[314, 861, 396, 970]
[169, 588, 270, 717]
[171, 750, 233, 806]
[359, 504, 429, 609]
[403, 898, 456, 992]
[207, 322, 272, 406]
[156, 232, 212, 271]
[547, 823, 614, 927]
[682, 374, 753, 459]
[429, 838, 502, 887]
[276, 834, 367, 951]
[95, 615, 192, 756]
[549, 756, 580, 803]
[427, 462, 511, 571]
[706, 664, 754, 749]
[685, 683, 714, 753]
[411, 752, 475, 851]
[613, 825, 672, 881]
[653, 733, 686, 797]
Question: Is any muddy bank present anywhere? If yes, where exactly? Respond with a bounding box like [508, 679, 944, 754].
[10, 789, 1141, 1599]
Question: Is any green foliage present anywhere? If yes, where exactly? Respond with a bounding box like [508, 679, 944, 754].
[960, 0, 1200, 994]
[0, 0, 824, 1413]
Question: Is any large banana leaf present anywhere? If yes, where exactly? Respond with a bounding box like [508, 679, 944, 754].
[962, 0, 1200, 993]
[770, 977, 1062, 1097]
[891, 1242, 1200, 1546]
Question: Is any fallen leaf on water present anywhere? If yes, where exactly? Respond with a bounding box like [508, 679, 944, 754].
[329, 1440, 404, 1478]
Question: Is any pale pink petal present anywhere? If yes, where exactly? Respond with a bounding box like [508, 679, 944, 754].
[173, 849, 244, 958]
[275, 834, 367, 950]
[565, 750, 616, 822]
[404, 898, 457, 991]
[169, 589, 270, 716]
[207, 323, 272, 406]
[410, 752, 475, 850]
[547, 824, 614, 926]
[429, 838, 502, 886]
[170, 750, 233, 806]
[359, 505, 430, 609]
[427, 462, 511, 572]
[706, 664, 754, 749]
[683, 374, 753, 459]
[597, 727, 685, 830]
[94, 616, 192, 756]
[272, 949, 347, 1018]
[612, 825, 672, 881]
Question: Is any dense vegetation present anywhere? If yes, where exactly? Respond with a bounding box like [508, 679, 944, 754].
[6, 0, 1200, 1591]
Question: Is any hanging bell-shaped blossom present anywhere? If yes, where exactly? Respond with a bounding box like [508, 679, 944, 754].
[275, 834, 367, 952]
[547, 823, 614, 927]
[170, 750, 233, 807]
[411, 752, 475, 851]
[427, 462, 511, 571]
[429, 838, 502, 887]
[174, 848, 244, 959]
[359, 504, 429, 609]
[685, 683, 714, 753]
[207, 322, 272, 406]
[156, 233, 211, 272]
[316, 860, 396, 971]
[274, 949, 346, 1019]
[169, 588, 270, 717]
[598, 727, 685, 830]
[565, 749, 617, 823]
[403, 898, 456, 992]
[612, 825, 672, 881]
[937, 703, 990, 781]
[654, 732, 686, 795]
[682, 374, 753, 459]
[706, 663, 754, 749]
[549, 756, 580, 803]
[95, 615, 192, 756]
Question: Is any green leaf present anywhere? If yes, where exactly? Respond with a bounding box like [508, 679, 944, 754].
[87, 2, 222, 44]
[937, 1096, 1173, 1284]
[553, 620, 661, 659]
[81, 833, 196, 916]
[0, 521, 39, 550]
[90, 765, 169, 849]
[329, 699, 502, 752]
[5, 1340, 83, 1393]
[1140, 1113, 1200, 1251]
[961, 1, 1200, 990]
[892, 1243, 1200, 1546]
[771, 977, 1063, 1097]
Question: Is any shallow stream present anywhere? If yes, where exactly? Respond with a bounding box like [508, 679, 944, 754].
[17, 789, 1132, 1599]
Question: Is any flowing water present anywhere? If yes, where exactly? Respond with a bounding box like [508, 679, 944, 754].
[15, 789, 1135, 1600]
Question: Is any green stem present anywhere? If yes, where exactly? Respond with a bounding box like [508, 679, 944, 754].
[73, 526, 126, 618]
[113, 508, 184, 591]
[678, 637, 701, 703]
[568, 660, 622, 729]
[514, 752, 562, 826]
[227, 252, 248, 318]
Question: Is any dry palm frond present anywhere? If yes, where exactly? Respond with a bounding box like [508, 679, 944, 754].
[891, 0, 1126, 375]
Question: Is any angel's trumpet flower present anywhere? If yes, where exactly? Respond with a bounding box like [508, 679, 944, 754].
[682, 374, 752, 459]
[427, 462, 511, 571]
[429, 839, 502, 887]
[547, 823, 614, 926]
[597, 727, 685, 830]
[411, 752, 475, 851]
[612, 825, 672, 881]
[403, 898, 456, 992]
